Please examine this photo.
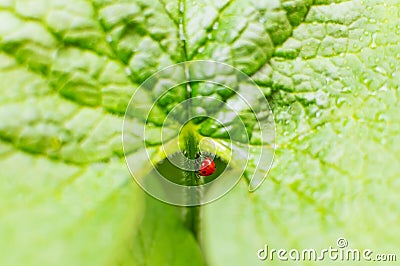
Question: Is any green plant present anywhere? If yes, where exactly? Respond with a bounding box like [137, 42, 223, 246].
[0, 0, 399, 265]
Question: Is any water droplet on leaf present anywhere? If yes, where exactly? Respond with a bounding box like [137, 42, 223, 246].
[212, 22, 219, 30]
[125, 67, 132, 76]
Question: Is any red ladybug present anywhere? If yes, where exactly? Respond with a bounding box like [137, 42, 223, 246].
[199, 157, 216, 176]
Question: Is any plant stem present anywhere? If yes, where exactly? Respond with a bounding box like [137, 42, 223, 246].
[184, 205, 202, 241]
[178, 0, 203, 247]
[183, 129, 202, 242]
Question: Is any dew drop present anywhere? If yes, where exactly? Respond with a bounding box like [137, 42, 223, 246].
[325, 77, 333, 84]
[315, 91, 328, 107]
[212, 22, 219, 30]
[370, 33, 377, 48]
[363, 78, 372, 85]
[374, 66, 387, 75]
[125, 67, 132, 76]
[341, 87, 351, 93]
[106, 35, 112, 42]
[377, 113, 389, 122]
[179, 24, 186, 41]
[336, 97, 347, 106]
[379, 85, 388, 91]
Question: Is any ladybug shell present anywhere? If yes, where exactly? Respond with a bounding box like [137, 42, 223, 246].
[199, 157, 216, 176]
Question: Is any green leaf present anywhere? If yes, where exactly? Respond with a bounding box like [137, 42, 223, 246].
[0, 1, 149, 264]
[0, 0, 206, 264]
[118, 184, 205, 266]
[201, 0, 400, 265]
[0, 140, 144, 265]
[1, 0, 399, 265]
